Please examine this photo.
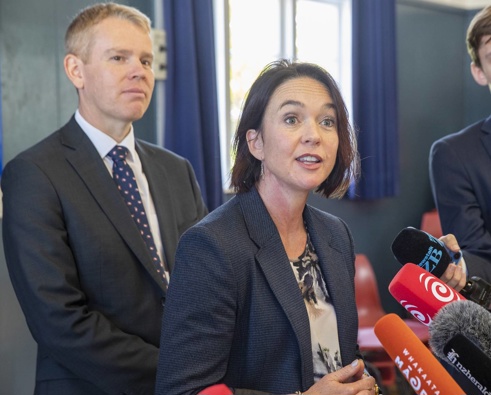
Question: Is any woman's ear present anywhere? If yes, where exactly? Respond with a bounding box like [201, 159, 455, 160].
[246, 129, 264, 160]
[470, 62, 489, 87]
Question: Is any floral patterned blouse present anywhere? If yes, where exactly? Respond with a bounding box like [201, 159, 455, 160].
[289, 233, 342, 381]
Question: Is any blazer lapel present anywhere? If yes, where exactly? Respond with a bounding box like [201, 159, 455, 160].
[238, 189, 314, 388]
[60, 119, 167, 291]
[304, 208, 358, 367]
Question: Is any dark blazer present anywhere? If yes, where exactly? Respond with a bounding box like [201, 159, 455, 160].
[1, 116, 208, 395]
[429, 115, 491, 282]
[155, 187, 361, 395]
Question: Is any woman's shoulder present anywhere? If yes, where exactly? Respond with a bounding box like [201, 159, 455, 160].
[181, 196, 245, 243]
[306, 205, 347, 227]
[305, 205, 354, 249]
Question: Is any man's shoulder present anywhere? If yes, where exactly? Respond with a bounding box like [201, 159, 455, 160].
[6, 121, 73, 165]
[429, 117, 491, 160]
[135, 139, 188, 165]
[436, 115, 491, 145]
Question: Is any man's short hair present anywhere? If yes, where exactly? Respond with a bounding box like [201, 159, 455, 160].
[65, 2, 151, 62]
[466, 5, 491, 68]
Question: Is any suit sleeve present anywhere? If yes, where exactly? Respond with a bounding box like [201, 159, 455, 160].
[1, 158, 158, 395]
[184, 158, 209, 220]
[429, 139, 491, 281]
[155, 224, 237, 395]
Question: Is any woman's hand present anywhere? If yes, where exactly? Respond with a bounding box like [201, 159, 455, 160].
[438, 233, 467, 292]
[302, 359, 377, 395]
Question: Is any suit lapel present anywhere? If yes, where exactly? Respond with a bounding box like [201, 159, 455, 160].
[60, 119, 167, 291]
[480, 115, 491, 160]
[239, 189, 314, 387]
[136, 142, 180, 273]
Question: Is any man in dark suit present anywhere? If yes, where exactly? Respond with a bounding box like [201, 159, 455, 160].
[429, 5, 491, 282]
[1, 3, 207, 394]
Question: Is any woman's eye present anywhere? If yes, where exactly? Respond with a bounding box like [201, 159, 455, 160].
[285, 116, 297, 125]
[112, 56, 123, 61]
[321, 118, 335, 127]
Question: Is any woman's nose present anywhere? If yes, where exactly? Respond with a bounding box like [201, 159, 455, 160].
[302, 121, 321, 144]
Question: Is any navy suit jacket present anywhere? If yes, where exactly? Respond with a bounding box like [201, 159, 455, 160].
[430, 115, 491, 282]
[2, 116, 208, 395]
[155, 187, 361, 395]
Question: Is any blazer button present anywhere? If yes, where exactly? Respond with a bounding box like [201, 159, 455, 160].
[160, 297, 165, 307]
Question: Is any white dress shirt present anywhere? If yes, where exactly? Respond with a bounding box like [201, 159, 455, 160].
[75, 110, 168, 282]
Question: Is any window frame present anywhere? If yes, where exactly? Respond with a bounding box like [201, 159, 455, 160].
[213, 0, 352, 191]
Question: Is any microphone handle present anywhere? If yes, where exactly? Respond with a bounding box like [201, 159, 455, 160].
[442, 333, 491, 395]
[459, 277, 491, 311]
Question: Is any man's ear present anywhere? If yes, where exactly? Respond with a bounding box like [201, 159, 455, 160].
[246, 129, 264, 160]
[64, 54, 84, 89]
[470, 62, 489, 86]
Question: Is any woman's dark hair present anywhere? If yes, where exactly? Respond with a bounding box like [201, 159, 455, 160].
[230, 59, 359, 198]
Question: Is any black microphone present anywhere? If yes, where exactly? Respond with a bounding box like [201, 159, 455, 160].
[391, 226, 491, 310]
[444, 334, 491, 395]
[429, 300, 491, 395]
[391, 226, 460, 277]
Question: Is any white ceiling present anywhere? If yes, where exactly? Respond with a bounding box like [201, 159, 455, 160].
[414, 0, 490, 9]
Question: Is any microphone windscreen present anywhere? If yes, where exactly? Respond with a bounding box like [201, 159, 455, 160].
[442, 333, 491, 395]
[391, 227, 455, 278]
[374, 314, 464, 395]
[389, 263, 464, 326]
[429, 299, 491, 360]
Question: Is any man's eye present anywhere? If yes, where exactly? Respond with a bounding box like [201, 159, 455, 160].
[285, 116, 297, 125]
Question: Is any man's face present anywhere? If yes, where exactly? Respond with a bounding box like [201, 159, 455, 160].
[67, 17, 155, 135]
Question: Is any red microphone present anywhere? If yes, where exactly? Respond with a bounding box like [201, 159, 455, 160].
[197, 384, 233, 395]
[389, 263, 464, 326]
[374, 314, 464, 395]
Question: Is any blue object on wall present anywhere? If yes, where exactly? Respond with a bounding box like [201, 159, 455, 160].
[351, 0, 399, 200]
[163, 0, 223, 211]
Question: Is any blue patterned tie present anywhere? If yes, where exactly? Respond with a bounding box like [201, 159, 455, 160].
[108, 146, 168, 287]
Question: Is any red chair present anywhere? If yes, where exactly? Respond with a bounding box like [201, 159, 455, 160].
[420, 208, 443, 238]
[354, 254, 429, 388]
[355, 254, 386, 328]
[355, 254, 396, 387]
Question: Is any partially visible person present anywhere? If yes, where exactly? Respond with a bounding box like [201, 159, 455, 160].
[429, 5, 491, 283]
[155, 59, 381, 395]
[1, 3, 207, 394]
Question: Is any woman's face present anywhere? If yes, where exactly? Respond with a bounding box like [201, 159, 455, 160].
[247, 76, 339, 195]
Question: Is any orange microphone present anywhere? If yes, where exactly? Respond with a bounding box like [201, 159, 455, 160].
[374, 314, 465, 395]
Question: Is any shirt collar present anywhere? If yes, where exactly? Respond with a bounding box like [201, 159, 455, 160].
[75, 110, 136, 160]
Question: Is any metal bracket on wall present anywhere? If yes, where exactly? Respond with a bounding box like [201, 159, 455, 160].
[151, 28, 167, 80]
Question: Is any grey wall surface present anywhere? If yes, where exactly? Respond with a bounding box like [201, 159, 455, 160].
[1, 1, 490, 394]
